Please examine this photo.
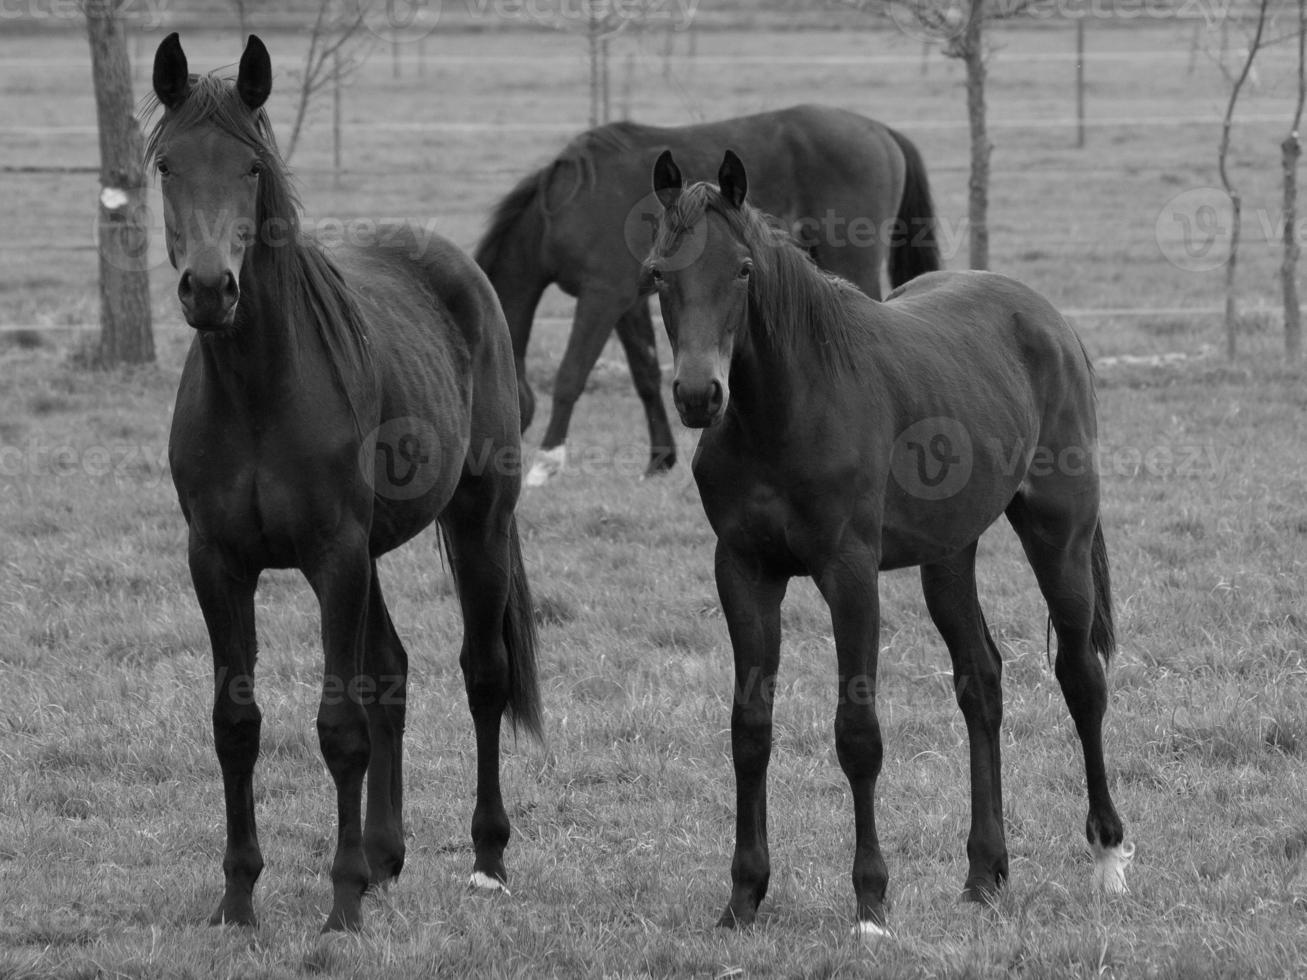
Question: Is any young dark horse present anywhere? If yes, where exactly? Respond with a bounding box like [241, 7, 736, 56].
[646, 150, 1132, 934]
[149, 34, 542, 932]
[474, 106, 941, 487]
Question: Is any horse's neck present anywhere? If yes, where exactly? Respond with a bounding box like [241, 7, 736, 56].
[725, 310, 805, 436]
[484, 247, 549, 361]
[199, 251, 301, 416]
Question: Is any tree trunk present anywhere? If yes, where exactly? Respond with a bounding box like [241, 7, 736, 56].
[1225, 192, 1242, 360]
[1283, 133, 1302, 362]
[1283, 0, 1306, 363]
[1216, 0, 1270, 360]
[961, 2, 990, 270]
[86, 0, 155, 365]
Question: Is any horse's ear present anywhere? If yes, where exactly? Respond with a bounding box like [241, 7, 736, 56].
[237, 34, 272, 110]
[153, 32, 190, 110]
[718, 149, 748, 209]
[653, 149, 683, 209]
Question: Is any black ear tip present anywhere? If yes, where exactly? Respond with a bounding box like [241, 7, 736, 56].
[245, 34, 268, 53]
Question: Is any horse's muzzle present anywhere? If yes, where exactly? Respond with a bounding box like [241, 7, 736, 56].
[179, 268, 239, 330]
[673, 378, 726, 428]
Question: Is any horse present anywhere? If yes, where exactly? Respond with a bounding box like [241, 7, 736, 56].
[148, 33, 542, 932]
[474, 105, 941, 487]
[645, 149, 1132, 934]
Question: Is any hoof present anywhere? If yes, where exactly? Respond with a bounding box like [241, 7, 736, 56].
[715, 907, 755, 929]
[853, 919, 891, 941]
[468, 871, 512, 897]
[1092, 840, 1135, 894]
[525, 445, 566, 488]
[961, 878, 1002, 906]
[641, 451, 676, 478]
[209, 897, 257, 929]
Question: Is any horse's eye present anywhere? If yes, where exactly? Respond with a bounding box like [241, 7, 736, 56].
[249, 160, 264, 178]
[738, 261, 753, 280]
[651, 268, 664, 283]
[156, 160, 171, 177]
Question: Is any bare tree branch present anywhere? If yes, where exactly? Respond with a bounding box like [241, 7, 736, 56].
[284, 0, 371, 163]
[1217, 0, 1271, 360]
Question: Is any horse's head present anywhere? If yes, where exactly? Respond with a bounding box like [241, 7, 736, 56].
[149, 33, 273, 331]
[645, 149, 753, 429]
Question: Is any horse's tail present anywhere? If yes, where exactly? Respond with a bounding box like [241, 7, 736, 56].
[1090, 520, 1116, 665]
[502, 514, 544, 739]
[886, 126, 942, 287]
[438, 513, 543, 740]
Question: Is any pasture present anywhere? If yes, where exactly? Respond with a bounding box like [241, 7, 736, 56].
[3, 16, 1307, 978]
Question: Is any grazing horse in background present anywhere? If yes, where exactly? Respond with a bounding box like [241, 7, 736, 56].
[645, 149, 1131, 934]
[149, 33, 542, 932]
[474, 105, 941, 487]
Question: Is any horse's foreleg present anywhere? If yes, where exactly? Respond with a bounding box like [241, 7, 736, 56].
[362, 566, 408, 888]
[189, 539, 263, 927]
[715, 545, 787, 928]
[613, 301, 676, 477]
[920, 544, 1008, 902]
[817, 556, 889, 937]
[308, 541, 373, 932]
[529, 288, 631, 487]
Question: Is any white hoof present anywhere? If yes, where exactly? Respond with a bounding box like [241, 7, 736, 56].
[525, 445, 566, 488]
[468, 871, 511, 896]
[1092, 840, 1135, 894]
[853, 920, 891, 941]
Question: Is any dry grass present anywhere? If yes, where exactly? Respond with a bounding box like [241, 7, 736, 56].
[3, 17, 1307, 980]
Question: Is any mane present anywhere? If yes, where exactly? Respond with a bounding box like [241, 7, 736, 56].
[473, 165, 545, 274]
[143, 74, 372, 431]
[475, 119, 654, 264]
[649, 182, 868, 372]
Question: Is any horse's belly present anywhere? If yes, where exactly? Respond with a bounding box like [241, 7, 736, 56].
[878, 452, 1027, 569]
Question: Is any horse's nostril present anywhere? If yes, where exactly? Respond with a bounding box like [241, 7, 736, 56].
[222, 270, 238, 302]
[179, 270, 194, 301]
[707, 380, 723, 412]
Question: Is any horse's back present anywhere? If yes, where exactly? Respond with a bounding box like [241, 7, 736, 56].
[881, 270, 1100, 498]
[884, 270, 1092, 399]
[544, 106, 905, 288]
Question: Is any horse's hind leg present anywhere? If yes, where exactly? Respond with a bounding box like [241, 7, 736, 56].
[613, 301, 676, 476]
[1006, 493, 1129, 891]
[440, 489, 516, 891]
[362, 566, 407, 887]
[920, 543, 1008, 902]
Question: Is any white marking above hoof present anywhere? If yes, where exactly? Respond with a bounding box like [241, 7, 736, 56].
[1092, 840, 1135, 894]
[525, 445, 567, 488]
[853, 920, 891, 941]
[468, 871, 511, 897]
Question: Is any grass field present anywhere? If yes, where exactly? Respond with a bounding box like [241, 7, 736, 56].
[3, 13, 1307, 980]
